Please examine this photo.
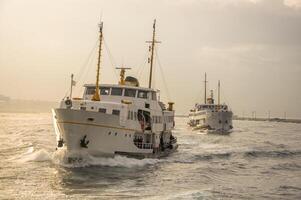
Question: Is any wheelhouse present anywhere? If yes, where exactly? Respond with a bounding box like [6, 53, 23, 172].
[195, 104, 228, 111]
[83, 84, 158, 101]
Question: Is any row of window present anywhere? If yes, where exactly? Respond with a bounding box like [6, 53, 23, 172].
[165, 116, 174, 123]
[80, 106, 120, 116]
[128, 111, 138, 121]
[86, 87, 157, 100]
[126, 110, 173, 124]
[153, 116, 162, 124]
[108, 131, 132, 137]
[196, 105, 228, 110]
[80, 106, 174, 123]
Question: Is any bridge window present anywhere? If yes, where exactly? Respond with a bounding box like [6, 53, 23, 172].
[86, 87, 95, 95]
[124, 89, 136, 97]
[152, 92, 157, 100]
[130, 111, 133, 120]
[138, 90, 148, 99]
[98, 108, 106, 113]
[112, 109, 120, 116]
[111, 88, 123, 96]
[100, 87, 110, 95]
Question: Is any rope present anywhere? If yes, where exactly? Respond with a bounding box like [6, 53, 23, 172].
[103, 38, 119, 80]
[62, 39, 98, 99]
[135, 50, 149, 81]
[155, 48, 171, 101]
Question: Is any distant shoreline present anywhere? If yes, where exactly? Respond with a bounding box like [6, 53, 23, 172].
[175, 115, 301, 124]
[0, 99, 58, 113]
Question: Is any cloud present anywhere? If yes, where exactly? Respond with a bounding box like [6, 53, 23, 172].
[284, 0, 301, 9]
[164, 0, 301, 10]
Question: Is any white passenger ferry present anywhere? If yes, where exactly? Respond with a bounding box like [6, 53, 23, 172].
[52, 20, 177, 159]
[188, 74, 233, 133]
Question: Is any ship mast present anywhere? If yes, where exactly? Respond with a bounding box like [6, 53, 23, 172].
[92, 21, 103, 101]
[204, 73, 207, 104]
[218, 80, 220, 105]
[147, 19, 160, 88]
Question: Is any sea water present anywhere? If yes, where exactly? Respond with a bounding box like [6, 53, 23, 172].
[0, 113, 301, 199]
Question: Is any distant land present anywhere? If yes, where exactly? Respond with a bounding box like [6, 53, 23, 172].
[175, 114, 301, 124]
[0, 95, 57, 113]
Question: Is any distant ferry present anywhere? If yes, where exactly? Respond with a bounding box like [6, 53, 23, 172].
[52, 20, 178, 159]
[188, 73, 233, 133]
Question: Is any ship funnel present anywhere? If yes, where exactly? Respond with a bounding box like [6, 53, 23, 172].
[168, 102, 174, 111]
[125, 76, 139, 87]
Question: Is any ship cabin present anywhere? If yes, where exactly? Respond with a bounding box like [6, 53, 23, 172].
[66, 83, 175, 134]
[189, 104, 229, 117]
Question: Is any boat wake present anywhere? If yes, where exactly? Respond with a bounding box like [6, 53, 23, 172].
[15, 147, 161, 168]
[52, 149, 160, 168]
[13, 147, 52, 163]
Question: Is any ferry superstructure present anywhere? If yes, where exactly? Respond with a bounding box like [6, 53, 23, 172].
[188, 73, 233, 133]
[52, 20, 177, 158]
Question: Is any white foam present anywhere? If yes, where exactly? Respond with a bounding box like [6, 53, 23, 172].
[19, 148, 51, 162]
[52, 148, 160, 168]
[88, 155, 159, 167]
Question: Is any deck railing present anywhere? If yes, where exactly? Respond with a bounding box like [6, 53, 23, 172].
[134, 142, 153, 149]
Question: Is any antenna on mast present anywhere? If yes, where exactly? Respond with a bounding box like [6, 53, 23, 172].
[204, 73, 207, 104]
[146, 19, 161, 88]
[116, 67, 131, 85]
[92, 21, 103, 101]
[218, 80, 220, 105]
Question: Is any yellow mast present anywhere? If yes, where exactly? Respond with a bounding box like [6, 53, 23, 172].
[92, 21, 103, 101]
[204, 73, 207, 104]
[146, 19, 160, 88]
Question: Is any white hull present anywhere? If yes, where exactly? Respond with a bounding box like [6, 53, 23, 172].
[189, 111, 233, 133]
[52, 108, 177, 158]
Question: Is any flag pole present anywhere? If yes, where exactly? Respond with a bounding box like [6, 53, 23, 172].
[70, 74, 74, 99]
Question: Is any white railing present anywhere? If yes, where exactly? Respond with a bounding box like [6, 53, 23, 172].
[134, 142, 153, 149]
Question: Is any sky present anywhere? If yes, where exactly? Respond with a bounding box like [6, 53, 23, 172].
[0, 0, 301, 118]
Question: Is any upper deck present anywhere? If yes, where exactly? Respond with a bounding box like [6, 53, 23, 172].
[83, 84, 160, 104]
[190, 104, 229, 112]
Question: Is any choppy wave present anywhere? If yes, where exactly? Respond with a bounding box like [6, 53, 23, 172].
[52, 148, 160, 168]
[193, 152, 232, 161]
[12, 147, 161, 168]
[144, 190, 210, 200]
[244, 149, 301, 158]
[13, 147, 52, 162]
[271, 162, 301, 171]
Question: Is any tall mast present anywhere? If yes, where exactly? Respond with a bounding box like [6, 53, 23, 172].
[218, 80, 220, 105]
[147, 19, 160, 88]
[92, 21, 103, 101]
[204, 73, 207, 104]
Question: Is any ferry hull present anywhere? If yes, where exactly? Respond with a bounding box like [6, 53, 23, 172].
[52, 108, 177, 158]
[52, 108, 153, 157]
[189, 111, 233, 133]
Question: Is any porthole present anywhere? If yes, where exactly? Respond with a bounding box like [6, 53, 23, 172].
[115, 132, 118, 136]
[108, 132, 111, 135]
[87, 118, 94, 122]
[125, 134, 127, 137]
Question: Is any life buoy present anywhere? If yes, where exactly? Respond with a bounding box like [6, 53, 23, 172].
[65, 99, 72, 106]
